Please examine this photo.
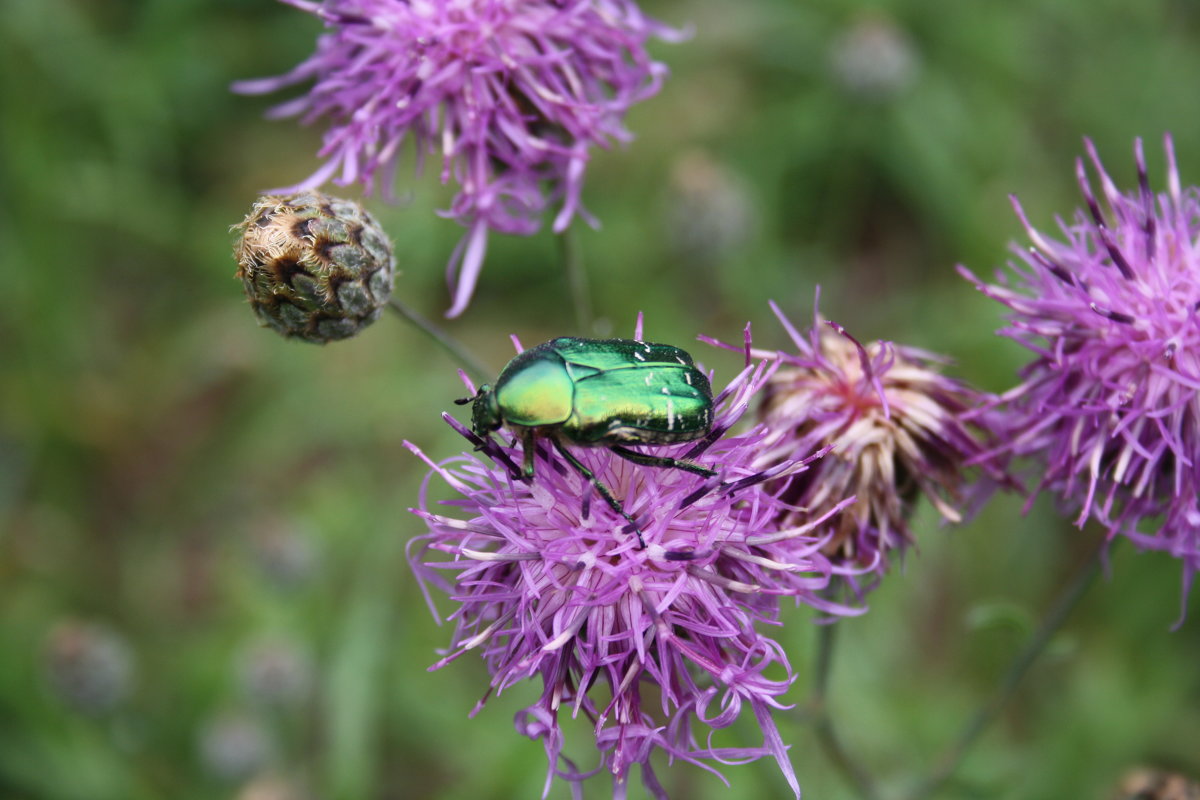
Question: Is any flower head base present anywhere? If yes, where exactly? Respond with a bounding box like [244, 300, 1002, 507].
[746, 299, 1003, 586]
[407, 332, 859, 798]
[235, 0, 677, 317]
[960, 135, 1200, 614]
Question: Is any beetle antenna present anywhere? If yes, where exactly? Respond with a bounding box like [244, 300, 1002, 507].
[454, 384, 483, 405]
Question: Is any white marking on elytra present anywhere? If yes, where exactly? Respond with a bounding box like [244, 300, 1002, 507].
[683, 373, 692, 385]
[633, 351, 646, 361]
[675, 356, 686, 364]
[643, 371, 655, 386]
[660, 387, 671, 395]
[667, 398, 676, 430]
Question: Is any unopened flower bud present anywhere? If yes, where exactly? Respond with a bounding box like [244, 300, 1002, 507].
[829, 13, 918, 100]
[43, 620, 134, 715]
[666, 150, 753, 267]
[232, 192, 395, 343]
[238, 637, 313, 710]
[198, 711, 273, 781]
[238, 774, 314, 800]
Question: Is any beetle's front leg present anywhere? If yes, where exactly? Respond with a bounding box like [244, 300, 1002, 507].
[607, 445, 717, 478]
[520, 428, 537, 478]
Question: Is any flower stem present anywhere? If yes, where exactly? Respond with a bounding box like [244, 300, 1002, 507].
[904, 536, 1109, 799]
[559, 226, 594, 333]
[387, 297, 490, 382]
[810, 621, 882, 800]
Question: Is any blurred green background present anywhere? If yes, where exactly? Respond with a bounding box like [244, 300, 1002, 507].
[3, 0, 1200, 798]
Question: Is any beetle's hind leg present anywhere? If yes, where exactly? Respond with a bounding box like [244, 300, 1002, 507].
[607, 445, 717, 478]
[551, 439, 646, 549]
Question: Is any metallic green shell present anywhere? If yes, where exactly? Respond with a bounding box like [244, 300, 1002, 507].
[480, 337, 713, 446]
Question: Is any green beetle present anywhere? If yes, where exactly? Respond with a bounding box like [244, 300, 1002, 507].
[457, 337, 717, 546]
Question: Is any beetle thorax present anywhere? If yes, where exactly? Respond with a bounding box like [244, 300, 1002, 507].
[471, 385, 502, 436]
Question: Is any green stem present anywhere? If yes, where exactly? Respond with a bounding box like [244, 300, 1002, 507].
[810, 621, 882, 800]
[387, 298, 490, 382]
[905, 536, 1109, 799]
[559, 225, 593, 333]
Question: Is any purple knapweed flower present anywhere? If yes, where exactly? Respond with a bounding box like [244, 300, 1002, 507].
[732, 297, 1004, 590]
[960, 135, 1200, 615]
[235, 0, 678, 317]
[406, 328, 860, 799]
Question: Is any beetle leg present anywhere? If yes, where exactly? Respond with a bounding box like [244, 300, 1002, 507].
[520, 429, 537, 478]
[607, 445, 717, 478]
[551, 439, 646, 549]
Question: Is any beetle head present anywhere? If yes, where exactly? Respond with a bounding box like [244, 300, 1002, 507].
[460, 384, 501, 437]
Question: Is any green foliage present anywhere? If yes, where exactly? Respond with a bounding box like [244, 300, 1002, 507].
[2, 0, 1199, 798]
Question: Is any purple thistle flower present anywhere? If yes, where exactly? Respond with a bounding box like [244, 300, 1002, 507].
[235, 0, 678, 317]
[960, 135, 1200, 614]
[406, 331, 861, 799]
[738, 297, 1004, 588]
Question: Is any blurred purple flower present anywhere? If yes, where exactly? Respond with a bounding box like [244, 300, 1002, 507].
[738, 298, 1004, 591]
[235, 0, 678, 317]
[960, 135, 1200, 614]
[406, 332, 860, 799]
